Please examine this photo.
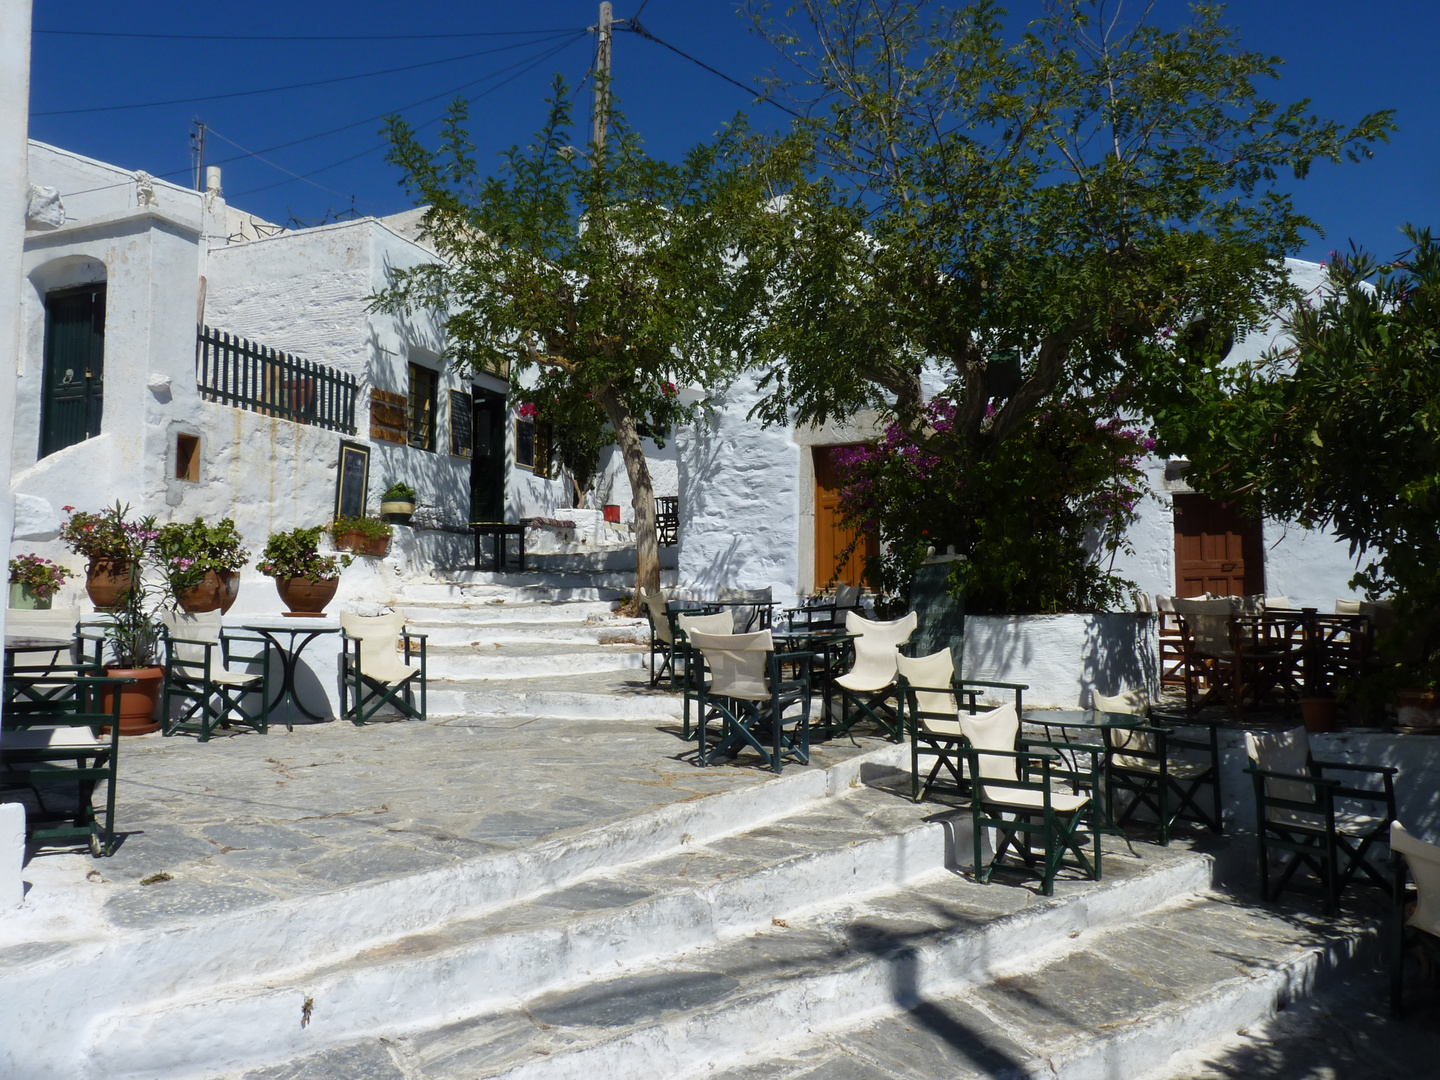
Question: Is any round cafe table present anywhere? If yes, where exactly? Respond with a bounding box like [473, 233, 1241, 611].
[241, 618, 340, 729]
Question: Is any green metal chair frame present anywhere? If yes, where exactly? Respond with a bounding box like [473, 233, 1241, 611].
[160, 620, 271, 741]
[1104, 715, 1224, 846]
[672, 608, 732, 739]
[339, 617, 428, 725]
[965, 739, 1104, 897]
[0, 674, 130, 856]
[1391, 822, 1440, 1017]
[831, 611, 917, 742]
[900, 674, 1027, 803]
[1245, 728, 1396, 914]
[690, 631, 813, 774]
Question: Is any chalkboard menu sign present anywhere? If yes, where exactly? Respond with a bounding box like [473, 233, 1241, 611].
[909, 554, 965, 668]
[449, 389, 473, 457]
[335, 441, 370, 520]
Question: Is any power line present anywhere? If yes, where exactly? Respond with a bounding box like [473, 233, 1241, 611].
[33, 33, 578, 117]
[227, 32, 588, 200]
[623, 19, 803, 119]
[34, 27, 583, 42]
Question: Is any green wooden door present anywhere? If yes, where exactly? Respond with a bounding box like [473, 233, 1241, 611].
[470, 390, 507, 522]
[40, 284, 106, 459]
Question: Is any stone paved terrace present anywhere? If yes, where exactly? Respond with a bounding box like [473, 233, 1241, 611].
[4, 679, 895, 941]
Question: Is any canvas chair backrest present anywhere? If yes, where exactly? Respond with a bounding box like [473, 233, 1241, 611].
[1335, 599, 1362, 615]
[638, 588, 673, 645]
[843, 610, 918, 692]
[4, 606, 81, 669]
[834, 583, 862, 610]
[896, 648, 955, 721]
[341, 612, 412, 684]
[1155, 594, 1176, 613]
[676, 611, 733, 639]
[1245, 726, 1316, 821]
[1392, 822, 1440, 939]
[1171, 597, 1238, 659]
[959, 701, 1020, 799]
[688, 629, 773, 701]
[719, 587, 772, 634]
[1263, 596, 1296, 611]
[162, 610, 224, 667]
[1093, 688, 1154, 764]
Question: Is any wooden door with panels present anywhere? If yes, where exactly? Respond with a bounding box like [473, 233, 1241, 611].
[813, 444, 877, 592]
[1173, 493, 1264, 597]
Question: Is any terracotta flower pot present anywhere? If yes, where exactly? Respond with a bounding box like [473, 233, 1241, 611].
[332, 531, 391, 558]
[1396, 689, 1440, 733]
[1299, 696, 1338, 734]
[275, 576, 339, 617]
[86, 558, 136, 610]
[177, 570, 241, 614]
[102, 667, 163, 736]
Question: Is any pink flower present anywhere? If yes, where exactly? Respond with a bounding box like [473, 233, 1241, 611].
[518, 402, 538, 419]
[664, 381, 677, 396]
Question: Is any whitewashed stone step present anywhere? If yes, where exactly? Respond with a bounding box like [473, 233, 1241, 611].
[397, 599, 622, 623]
[406, 620, 647, 648]
[397, 581, 628, 605]
[423, 642, 649, 680]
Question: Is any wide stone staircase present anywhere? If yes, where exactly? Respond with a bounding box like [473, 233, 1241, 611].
[0, 570, 1406, 1079]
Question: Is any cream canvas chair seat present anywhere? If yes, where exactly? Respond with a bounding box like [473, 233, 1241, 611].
[1094, 688, 1222, 845]
[160, 611, 270, 742]
[1244, 726, 1396, 912]
[833, 610, 918, 741]
[960, 702, 1102, 896]
[340, 612, 427, 725]
[897, 647, 1026, 802]
[674, 610, 736, 738]
[687, 628, 811, 773]
[1391, 822, 1440, 1015]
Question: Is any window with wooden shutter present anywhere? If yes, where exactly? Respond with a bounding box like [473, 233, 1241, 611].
[407, 363, 437, 451]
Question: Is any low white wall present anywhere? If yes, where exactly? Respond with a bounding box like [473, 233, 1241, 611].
[961, 613, 1159, 708]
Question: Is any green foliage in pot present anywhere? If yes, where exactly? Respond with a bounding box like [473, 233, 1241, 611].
[256, 526, 353, 583]
[328, 516, 393, 542]
[8, 554, 72, 600]
[155, 517, 250, 599]
[104, 579, 164, 668]
[381, 481, 416, 503]
[58, 502, 158, 562]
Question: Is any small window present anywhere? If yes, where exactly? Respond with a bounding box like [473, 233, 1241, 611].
[407, 363, 437, 451]
[175, 433, 200, 481]
[515, 416, 552, 478]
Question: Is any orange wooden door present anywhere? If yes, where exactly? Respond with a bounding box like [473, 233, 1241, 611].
[814, 445, 878, 591]
[1173, 493, 1264, 597]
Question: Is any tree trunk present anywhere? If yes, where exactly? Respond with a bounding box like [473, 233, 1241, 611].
[594, 386, 661, 598]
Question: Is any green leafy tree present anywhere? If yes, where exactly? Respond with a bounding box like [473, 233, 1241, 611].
[375, 81, 759, 596]
[738, 0, 1392, 606]
[1153, 226, 1440, 683]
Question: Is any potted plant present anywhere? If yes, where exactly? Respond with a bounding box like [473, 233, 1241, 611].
[379, 481, 417, 524]
[59, 502, 157, 609]
[156, 517, 250, 614]
[328, 515, 393, 557]
[99, 577, 166, 736]
[257, 526, 352, 617]
[8, 554, 72, 610]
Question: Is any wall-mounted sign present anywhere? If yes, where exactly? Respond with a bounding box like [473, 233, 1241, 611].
[335, 441, 370, 520]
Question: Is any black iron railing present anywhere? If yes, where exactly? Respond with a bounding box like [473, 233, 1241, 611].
[196, 325, 358, 434]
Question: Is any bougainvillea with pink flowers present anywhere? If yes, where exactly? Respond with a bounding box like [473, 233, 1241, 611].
[833, 395, 1151, 613]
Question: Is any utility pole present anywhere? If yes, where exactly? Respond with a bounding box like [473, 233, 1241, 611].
[592, 2, 613, 152]
[190, 119, 206, 192]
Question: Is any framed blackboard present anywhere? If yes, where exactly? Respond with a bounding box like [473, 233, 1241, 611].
[335, 441, 370, 520]
[909, 556, 965, 667]
[450, 389, 473, 457]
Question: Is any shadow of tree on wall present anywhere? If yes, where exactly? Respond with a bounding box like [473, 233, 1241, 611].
[1079, 614, 1160, 705]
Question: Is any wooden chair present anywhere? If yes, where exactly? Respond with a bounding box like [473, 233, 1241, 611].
[160, 611, 270, 741]
[340, 612, 427, 725]
[688, 628, 812, 773]
[1244, 726, 1396, 913]
[833, 610, 917, 741]
[1093, 689, 1223, 845]
[1391, 822, 1440, 1016]
[0, 674, 129, 856]
[1172, 597, 1242, 713]
[897, 647, 1026, 803]
[961, 702, 1103, 896]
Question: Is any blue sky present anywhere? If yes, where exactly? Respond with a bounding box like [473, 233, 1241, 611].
[26, 2, 1438, 263]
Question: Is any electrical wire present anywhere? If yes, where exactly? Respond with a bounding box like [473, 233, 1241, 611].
[227, 31, 588, 200]
[624, 19, 803, 119]
[33, 33, 579, 117]
[34, 27, 582, 42]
